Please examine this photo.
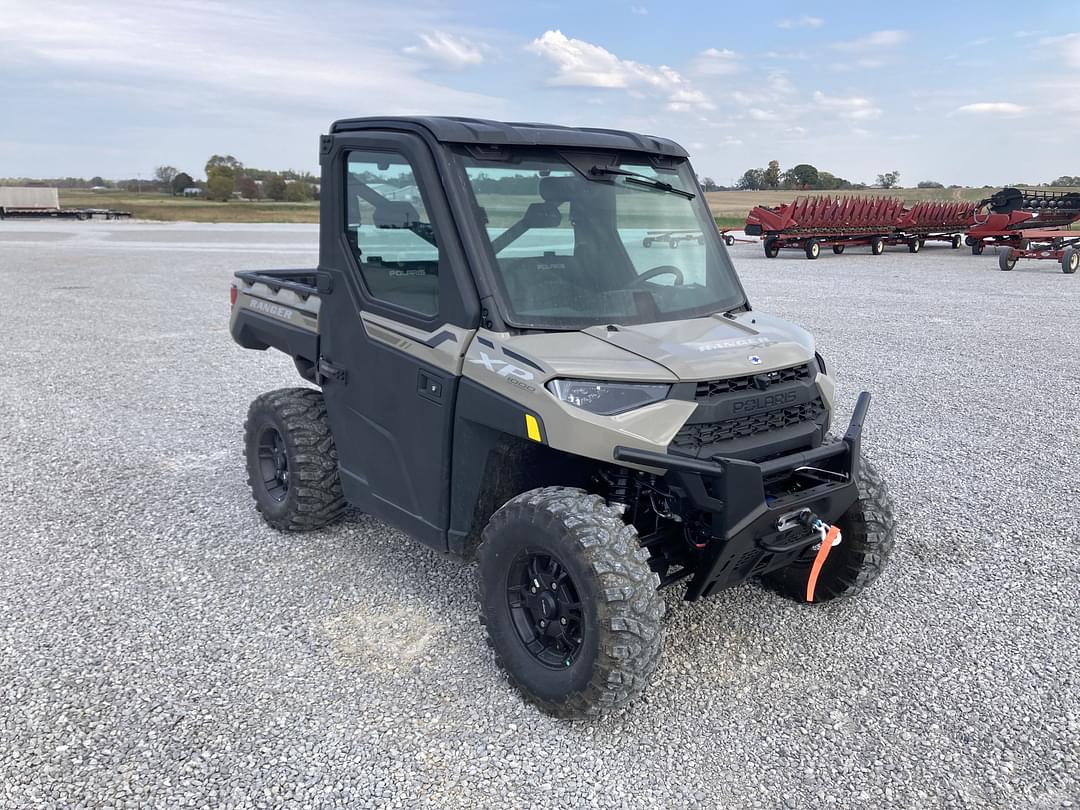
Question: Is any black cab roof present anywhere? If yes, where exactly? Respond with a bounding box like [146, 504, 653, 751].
[329, 116, 688, 158]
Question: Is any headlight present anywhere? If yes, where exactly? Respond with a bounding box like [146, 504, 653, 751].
[546, 379, 670, 415]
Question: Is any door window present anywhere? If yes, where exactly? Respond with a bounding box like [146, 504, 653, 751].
[344, 151, 440, 316]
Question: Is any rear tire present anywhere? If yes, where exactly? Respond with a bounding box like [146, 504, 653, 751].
[244, 388, 346, 531]
[952, 234, 963, 249]
[832, 243, 845, 255]
[805, 239, 821, 260]
[1063, 247, 1078, 274]
[999, 249, 1017, 271]
[972, 242, 984, 255]
[764, 237, 780, 258]
[477, 487, 664, 718]
[908, 239, 921, 253]
[762, 459, 895, 603]
[724, 234, 735, 246]
[871, 237, 885, 255]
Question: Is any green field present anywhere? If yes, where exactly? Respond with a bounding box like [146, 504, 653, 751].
[59, 190, 320, 223]
[59, 186, 1074, 227]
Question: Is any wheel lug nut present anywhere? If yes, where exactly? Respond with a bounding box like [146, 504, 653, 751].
[539, 620, 547, 629]
[560, 617, 567, 625]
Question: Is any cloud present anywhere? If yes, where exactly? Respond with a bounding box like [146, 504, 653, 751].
[403, 31, 487, 69]
[763, 49, 809, 60]
[630, 5, 648, 15]
[528, 30, 712, 109]
[832, 30, 909, 51]
[777, 15, 823, 29]
[955, 102, 1025, 116]
[0, 2, 499, 111]
[813, 90, 882, 120]
[749, 108, 780, 121]
[692, 48, 740, 75]
[1038, 33, 1080, 68]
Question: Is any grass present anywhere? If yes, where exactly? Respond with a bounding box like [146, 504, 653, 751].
[59, 190, 319, 223]
[59, 186, 1077, 226]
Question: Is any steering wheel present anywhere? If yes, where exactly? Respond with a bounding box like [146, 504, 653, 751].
[631, 265, 684, 287]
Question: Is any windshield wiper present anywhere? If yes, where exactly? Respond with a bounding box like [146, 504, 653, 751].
[588, 167, 696, 199]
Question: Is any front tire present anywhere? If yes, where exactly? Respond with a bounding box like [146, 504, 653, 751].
[871, 237, 885, 256]
[477, 487, 664, 718]
[999, 249, 1017, 271]
[244, 388, 346, 531]
[762, 459, 895, 603]
[764, 237, 780, 258]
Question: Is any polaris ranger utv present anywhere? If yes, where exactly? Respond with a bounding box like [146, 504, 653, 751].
[230, 117, 895, 717]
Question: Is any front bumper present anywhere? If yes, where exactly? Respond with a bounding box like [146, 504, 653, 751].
[614, 392, 871, 601]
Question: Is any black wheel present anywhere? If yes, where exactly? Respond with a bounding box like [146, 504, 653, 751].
[832, 243, 845, 254]
[952, 234, 963, 249]
[724, 234, 735, 246]
[908, 239, 920, 253]
[917, 237, 926, 249]
[871, 237, 885, 255]
[999, 249, 1017, 271]
[971, 242, 984, 255]
[764, 237, 780, 258]
[762, 458, 895, 603]
[669, 239, 679, 249]
[244, 388, 346, 531]
[1063, 247, 1078, 274]
[642, 238, 653, 248]
[805, 238, 820, 260]
[477, 487, 664, 718]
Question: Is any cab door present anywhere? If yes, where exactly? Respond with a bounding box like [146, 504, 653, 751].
[316, 131, 479, 549]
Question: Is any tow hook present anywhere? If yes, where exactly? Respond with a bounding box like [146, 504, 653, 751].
[775, 508, 813, 533]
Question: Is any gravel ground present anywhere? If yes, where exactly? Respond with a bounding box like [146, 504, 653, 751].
[1, 221, 1078, 809]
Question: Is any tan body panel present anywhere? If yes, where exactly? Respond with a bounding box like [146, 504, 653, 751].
[462, 318, 833, 470]
[359, 311, 475, 375]
[232, 283, 319, 333]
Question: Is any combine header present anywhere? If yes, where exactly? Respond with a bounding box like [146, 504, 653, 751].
[965, 187, 1080, 254]
[744, 195, 972, 259]
[897, 201, 976, 250]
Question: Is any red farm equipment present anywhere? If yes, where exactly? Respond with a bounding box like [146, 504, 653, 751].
[745, 196, 909, 259]
[964, 187, 1080, 255]
[896, 201, 975, 251]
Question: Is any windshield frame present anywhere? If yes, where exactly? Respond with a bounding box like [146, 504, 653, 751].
[448, 145, 749, 332]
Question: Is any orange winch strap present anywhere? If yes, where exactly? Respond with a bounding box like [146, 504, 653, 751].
[806, 525, 842, 603]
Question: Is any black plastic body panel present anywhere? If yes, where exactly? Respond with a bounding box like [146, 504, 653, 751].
[231, 309, 318, 363]
[312, 129, 482, 550]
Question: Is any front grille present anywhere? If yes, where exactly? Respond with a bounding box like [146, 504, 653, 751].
[694, 363, 812, 401]
[671, 397, 826, 451]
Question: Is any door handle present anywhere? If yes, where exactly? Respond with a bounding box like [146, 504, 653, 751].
[418, 370, 444, 403]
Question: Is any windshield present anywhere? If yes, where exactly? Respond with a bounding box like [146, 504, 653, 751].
[456, 148, 745, 330]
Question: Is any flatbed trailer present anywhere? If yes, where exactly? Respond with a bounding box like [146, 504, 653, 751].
[992, 228, 1080, 273]
[0, 207, 132, 220]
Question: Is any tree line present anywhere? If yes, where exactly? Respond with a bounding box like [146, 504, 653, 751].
[731, 160, 901, 191]
[154, 158, 318, 202]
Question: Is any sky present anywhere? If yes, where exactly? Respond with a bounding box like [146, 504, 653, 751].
[1, 0, 1079, 186]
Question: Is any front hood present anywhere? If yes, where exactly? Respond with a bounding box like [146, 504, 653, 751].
[580, 311, 815, 380]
